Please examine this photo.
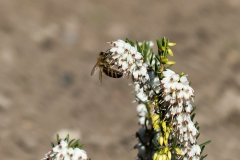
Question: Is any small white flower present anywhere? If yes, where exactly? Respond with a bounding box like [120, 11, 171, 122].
[137, 104, 146, 112]
[139, 116, 148, 126]
[52, 140, 68, 152]
[162, 69, 175, 78]
[185, 101, 192, 113]
[72, 148, 88, 160]
[136, 91, 148, 102]
[133, 70, 139, 80]
[180, 75, 188, 84]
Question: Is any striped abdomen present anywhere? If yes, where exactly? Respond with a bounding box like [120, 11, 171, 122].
[102, 67, 123, 78]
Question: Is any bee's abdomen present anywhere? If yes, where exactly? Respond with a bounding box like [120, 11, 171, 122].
[103, 67, 123, 78]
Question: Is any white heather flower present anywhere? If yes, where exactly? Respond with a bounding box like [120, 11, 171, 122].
[188, 145, 201, 159]
[72, 148, 88, 160]
[185, 101, 193, 113]
[52, 140, 68, 152]
[162, 69, 175, 78]
[137, 103, 149, 126]
[180, 147, 188, 156]
[134, 83, 141, 92]
[42, 140, 88, 160]
[136, 90, 148, 102]
[137, 104, 147, 113]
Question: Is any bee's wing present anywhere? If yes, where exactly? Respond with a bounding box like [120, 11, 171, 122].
[99, 68, 102, 85]
[91, 62, 100, 76]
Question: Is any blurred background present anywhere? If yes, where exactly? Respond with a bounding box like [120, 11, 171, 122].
[0, 0, 240, 159]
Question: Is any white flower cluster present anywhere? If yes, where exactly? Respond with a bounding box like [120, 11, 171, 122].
[108, 40, 151, 117]
[108, 40, 153, 159]
[160, 69, 200, 159]
[108, 40, 149, 84]
[42, 140, 88, 160]
[183, 145, 201, 160]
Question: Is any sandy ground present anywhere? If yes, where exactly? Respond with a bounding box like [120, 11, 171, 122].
[0, 0, 240, 160]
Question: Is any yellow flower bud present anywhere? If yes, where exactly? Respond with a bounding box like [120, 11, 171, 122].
[159, 155, 163, 160]
[166, 126, 171, 133]
[163, 147, 169, 153]
[161, 46, 166, 51]
[175, 148, 182, 155]
[167, 151, 171, 160]
[167, 48, 174, 56]
[158, 136, 164, 146]
[161, 58, 169, 63]
[180, 72, 184, 76]
[153, 123, 160, 130]
[168, 42, 176, 46]
[153, 152, 158, 160]
[165, 61, 176, 65]
[162, 154, 167, 160]
[165, 132, 169, 139]
[152, 114, 160, 122]
[163, 138, 168, 146]
[162, 121, 166, 132]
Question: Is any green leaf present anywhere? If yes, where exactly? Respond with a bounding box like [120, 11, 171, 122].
[51, 142, 55, 148]
[150, 51, 154, 65]
[56, 134, 60, 144]
[200, 154, 208, 160]
[77, 144, 84, 149]
[68, 139, 76, 147]
[194, 121, 199, 127]
[191, 113, 196, 121]
[125, 38, 134, 46]
[162, 37, 167, 47]
[201, 145, 206, 154]
[136, 41, 142, 54]
[156, 39, 162, 55]
[155, 55, 161, 63]
[71, 139, 80, 148]
[196, 126, 200, 131]
[196, 133, 200, 139]
[191, 106, 196, 114]
[65, 134, 69, 142]
[156, 39, 161, 48]
[199, 140, 211, 148]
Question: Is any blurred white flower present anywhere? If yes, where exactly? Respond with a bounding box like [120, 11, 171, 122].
[42, 140, 88, 160]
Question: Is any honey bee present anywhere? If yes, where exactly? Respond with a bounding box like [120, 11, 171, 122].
[91, 51, 123, 85]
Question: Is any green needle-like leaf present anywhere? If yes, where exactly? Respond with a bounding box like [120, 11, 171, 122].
[199, 140, 211, 148]
[56, 134, 60, 144]
[71, 139, 80, 148]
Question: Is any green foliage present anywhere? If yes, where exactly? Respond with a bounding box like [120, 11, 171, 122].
[52, 134, 85, 149]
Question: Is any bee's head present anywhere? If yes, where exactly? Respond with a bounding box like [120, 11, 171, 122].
[99, 51, 105, 56]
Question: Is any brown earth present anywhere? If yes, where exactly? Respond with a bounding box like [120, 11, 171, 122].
[0, 0, 240, 160]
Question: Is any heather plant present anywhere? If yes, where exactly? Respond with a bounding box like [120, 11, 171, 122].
[42, 37, 210, 160]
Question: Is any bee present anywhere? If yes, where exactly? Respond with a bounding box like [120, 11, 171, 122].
[91, 51, 123, 85]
